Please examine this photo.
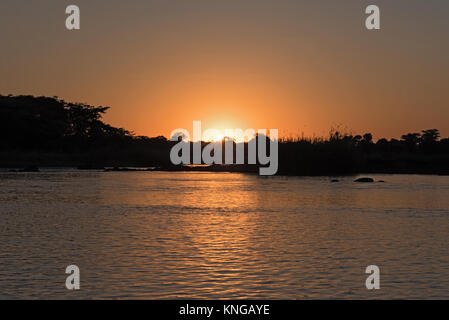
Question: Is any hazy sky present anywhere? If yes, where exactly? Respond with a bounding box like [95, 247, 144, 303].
[1, 0, 448, 139]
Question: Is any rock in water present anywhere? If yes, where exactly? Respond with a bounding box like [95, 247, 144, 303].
[354, 177, 374, 183]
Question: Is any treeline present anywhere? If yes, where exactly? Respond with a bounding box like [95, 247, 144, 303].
[277, 129, 449, 175]
[0, 95, 172, 167]
[1, 94, 449, 174]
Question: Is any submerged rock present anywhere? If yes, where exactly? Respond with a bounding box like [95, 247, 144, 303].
[354, 177, 374, 183]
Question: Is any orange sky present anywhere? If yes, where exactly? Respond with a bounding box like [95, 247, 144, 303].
[1, 0, 448, 140]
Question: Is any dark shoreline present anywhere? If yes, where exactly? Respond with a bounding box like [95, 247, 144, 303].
[2, 95, 449, 177]
[2, 164, 448, 176]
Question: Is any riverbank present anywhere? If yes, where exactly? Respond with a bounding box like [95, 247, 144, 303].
[2, 163, 449, 176]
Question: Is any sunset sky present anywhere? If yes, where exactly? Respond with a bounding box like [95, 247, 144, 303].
[1, 0, 448, 140]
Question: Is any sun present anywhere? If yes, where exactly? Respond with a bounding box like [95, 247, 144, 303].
[202, 132, 225, 142]
[196, 119, 257, 143]
[202, 130, 253, 143]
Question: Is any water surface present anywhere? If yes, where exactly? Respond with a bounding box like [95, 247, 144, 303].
[1, 171, 449, 299]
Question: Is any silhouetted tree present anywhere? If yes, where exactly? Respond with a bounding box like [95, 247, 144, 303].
[420, 129, 440, 153]
[360, 133, 374, 152]
[401, 133, 421, 153]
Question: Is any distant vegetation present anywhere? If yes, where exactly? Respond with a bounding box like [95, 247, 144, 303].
[277, 128, 449, 175]
[0, 95, 172, 168]
[1, 94, 449, 175]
